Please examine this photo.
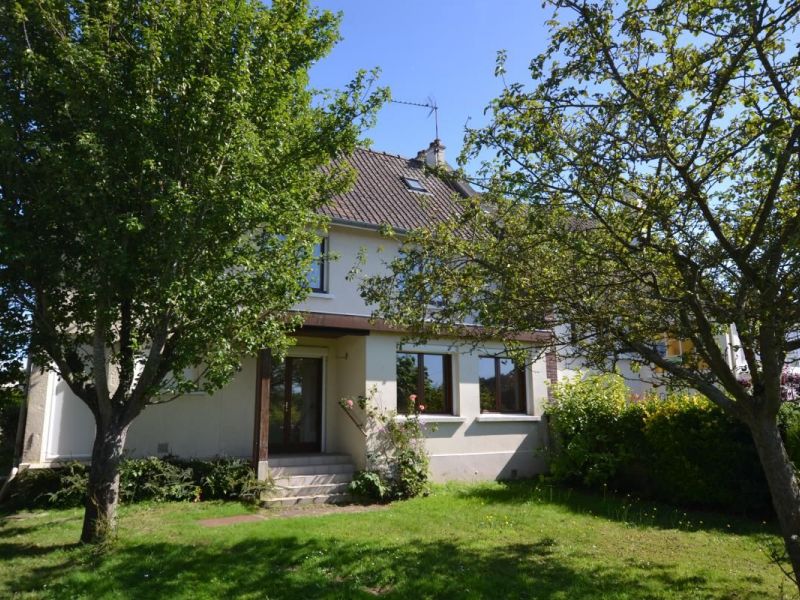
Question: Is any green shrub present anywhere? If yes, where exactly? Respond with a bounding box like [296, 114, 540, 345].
[546, 373, 632, 486]
[779, 402, 800, 465]
[546, 374, 777, 514]
[349, 470, 390, 502]
[641, 395, 768, 513]
[392, 443, 430, 499]
[118, 457, 199, 503]
[340, 390, 432, 502]
[44, 461, 90, 507]
[178, 457, 271, 503]
[7, 462, 87, 510]
[0, 384, 23, 471]
[4, 456, 269, 510]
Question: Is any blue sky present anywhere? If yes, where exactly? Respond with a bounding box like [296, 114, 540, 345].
[311, 1, 553, 168]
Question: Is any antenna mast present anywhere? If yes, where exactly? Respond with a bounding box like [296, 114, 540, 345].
[390, 97, 439, 140]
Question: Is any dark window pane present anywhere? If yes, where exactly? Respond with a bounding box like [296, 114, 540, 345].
[396, 353, 418, 413]
[290, 358, 322, 445]
[498, 358, 523, 413]
[422, 355, 446, 413]
[403, 177, 427, 192]
[479, 357, 496, 412]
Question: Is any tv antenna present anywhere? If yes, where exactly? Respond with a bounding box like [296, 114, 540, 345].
[390, 97, 439, 140]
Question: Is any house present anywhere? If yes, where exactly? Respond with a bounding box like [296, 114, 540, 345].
[17, 140, 557, 503]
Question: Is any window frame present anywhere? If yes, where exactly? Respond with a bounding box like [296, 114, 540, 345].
[402, 176, 428, 193]
[478, 356, 527, 414]
[308, 237, 327, 293]
[396, 352, 453, 415]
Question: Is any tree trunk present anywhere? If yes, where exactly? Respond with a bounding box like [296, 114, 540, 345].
[749, 414, 800, 589]
[80, 421, 129, 544]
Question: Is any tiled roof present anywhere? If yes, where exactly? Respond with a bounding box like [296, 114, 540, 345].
[321, 147, 473, 231]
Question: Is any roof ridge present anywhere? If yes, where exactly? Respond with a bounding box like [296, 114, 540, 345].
[353, 145, 412, 161]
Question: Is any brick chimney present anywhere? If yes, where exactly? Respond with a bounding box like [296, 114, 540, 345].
[423, 139, 445, 167]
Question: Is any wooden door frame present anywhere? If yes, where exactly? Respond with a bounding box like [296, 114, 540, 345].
[252, 349, 271, 469]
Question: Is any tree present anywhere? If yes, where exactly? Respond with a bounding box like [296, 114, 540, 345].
[361, 0, 800, 588]
[0, 0, 385, 543]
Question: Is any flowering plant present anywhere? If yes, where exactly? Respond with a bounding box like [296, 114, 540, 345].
[735, 366, 800, 403]
[339, 389, 432, 501]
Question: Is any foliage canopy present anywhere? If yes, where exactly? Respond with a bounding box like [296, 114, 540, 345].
[0, 0, 386, 542]
[361, 0, 800, 586]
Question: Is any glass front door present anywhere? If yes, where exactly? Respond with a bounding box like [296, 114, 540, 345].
[268, 356, 323, 454]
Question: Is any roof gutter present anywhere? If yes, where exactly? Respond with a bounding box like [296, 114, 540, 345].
[328, 217, 410, 236]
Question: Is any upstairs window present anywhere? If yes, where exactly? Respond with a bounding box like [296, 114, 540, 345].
[307, 238, 327, 293]
[479, 356, 526, 413]
[396, 352, 453, 414]
[402, 177, 428, 193]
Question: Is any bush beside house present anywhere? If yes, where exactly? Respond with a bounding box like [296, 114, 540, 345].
[340, 393, 432, 503]
[2, 456, 269, 511]
[0, 385, 22, 473]
[546, 374, 799, 515]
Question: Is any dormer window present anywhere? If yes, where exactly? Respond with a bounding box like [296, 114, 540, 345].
[402, 177, 427, 193]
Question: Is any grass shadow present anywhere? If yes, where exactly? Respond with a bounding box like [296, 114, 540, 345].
[3, 533, 748, 599]
[455, 480, 776, 536]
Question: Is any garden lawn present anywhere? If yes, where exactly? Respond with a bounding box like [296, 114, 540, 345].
[0, 481, 789, 599]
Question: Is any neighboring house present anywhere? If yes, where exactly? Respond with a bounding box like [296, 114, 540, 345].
[18, 140, 557, 503]
[560, 325, 765, 397]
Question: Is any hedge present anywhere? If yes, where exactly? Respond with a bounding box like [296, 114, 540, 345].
[2, 456, 271, 511]
[546, 374, 799, 515]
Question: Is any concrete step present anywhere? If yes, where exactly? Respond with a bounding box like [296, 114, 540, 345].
[272, 482, 351, 498]
[269, 463, 355, 477]
[268, 453, 353, 468]
[272, 472, 353, 487]
[263, 493, 352, 508]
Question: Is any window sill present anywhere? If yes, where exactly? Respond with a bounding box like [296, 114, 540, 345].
[476, 414, 541, 423]
[308, 292, 334, 299]
[394, 415, 466, 424]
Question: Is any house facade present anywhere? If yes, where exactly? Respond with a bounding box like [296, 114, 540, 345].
[18, 142, 557, 498]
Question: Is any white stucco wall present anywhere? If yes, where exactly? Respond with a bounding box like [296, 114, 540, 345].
[23, 223, 552, 480]
[126, 357, 257, 459]
[29, 359, 259, 465]
[42, 376, 94, 462]
[559, 325, 746, 397]
[296, 224, 400, 317]
[26, 333, 552, 481]
[27, 338, 374, 468]
[365, 333, 549, 481]
[323, 334, 369, 468]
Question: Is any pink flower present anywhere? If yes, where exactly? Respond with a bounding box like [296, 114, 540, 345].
[418, 404, 426, 411]
[345, 399, 354, 409]
[409, 394, 417, 403]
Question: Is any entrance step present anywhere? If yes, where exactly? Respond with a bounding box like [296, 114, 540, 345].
[268, 453, 352, 468]
[263, 453, 356, 508]
[272, 472, 352, 487]
[269, 463, 355, 477]
[271, 481, 351, 498]
[263, 493, 352, 508]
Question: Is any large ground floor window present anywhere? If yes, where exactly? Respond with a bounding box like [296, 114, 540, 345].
[479, 356, 526, 413]
[396, 352, 453, 414]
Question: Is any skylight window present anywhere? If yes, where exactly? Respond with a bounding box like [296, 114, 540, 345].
[402, 177, 427, 193]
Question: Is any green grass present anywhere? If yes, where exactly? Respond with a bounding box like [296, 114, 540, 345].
[0, 481, 792, 599]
